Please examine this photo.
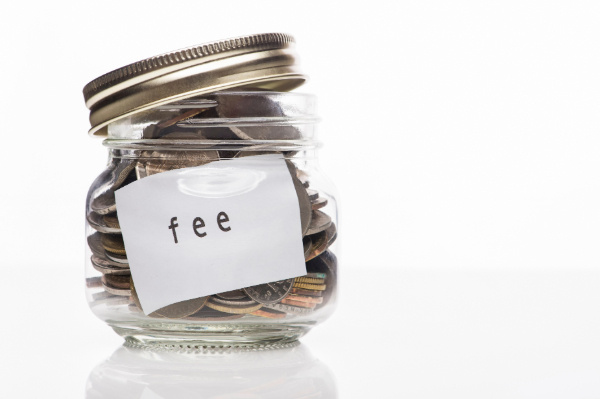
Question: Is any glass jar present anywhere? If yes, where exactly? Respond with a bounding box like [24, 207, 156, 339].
[84, 91, 338, 348]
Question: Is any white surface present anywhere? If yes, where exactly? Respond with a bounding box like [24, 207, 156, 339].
[1, 0, 600, 397]
[2, 267, 600, 398]
[116, 155, 305, 313]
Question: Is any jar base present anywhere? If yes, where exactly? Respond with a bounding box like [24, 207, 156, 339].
[110, 322, 313, 349]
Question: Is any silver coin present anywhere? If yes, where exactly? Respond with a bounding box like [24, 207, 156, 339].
[86, 211, 120, 234]
[213, 93, 302, 140]
[306, 210, 332, 236]
[142, 150, 219, 176]
[215, 290, 249, 300]
[243, 279, 294, 305]
[210, 296, 258, 306]
[262, 303, 314, 315]
[105, 250, 129, 265]
[90, 190, 116, 215]
[102, 283, 131, 297]
[86, 276, 102, 288]
[91, 255, 130, 275]
[151, 296, 209, 319]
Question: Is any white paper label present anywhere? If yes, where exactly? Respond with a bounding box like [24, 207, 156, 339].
[115, 154, 307, 314]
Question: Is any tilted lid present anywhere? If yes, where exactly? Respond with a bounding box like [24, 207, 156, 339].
[83, 33, 306, 136]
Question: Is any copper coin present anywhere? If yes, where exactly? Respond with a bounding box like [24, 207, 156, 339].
[287, 294, 323, 304]
[250, 308, 287, 319]
[281, 298, 317, 309]
[290, 288, 323, 297]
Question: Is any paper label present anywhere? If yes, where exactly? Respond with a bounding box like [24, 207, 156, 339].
[115, 154, 307, 314]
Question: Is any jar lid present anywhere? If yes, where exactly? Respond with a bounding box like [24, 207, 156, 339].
[83, 33, 307, 136]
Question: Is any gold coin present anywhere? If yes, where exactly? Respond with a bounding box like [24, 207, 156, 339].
[294, 277, 325, 284]
[287, 294, 323, 304]
[293, 282, 327, 291]
[101, 234, 126, 255]
[103, 214, 120, 230]
[205, 300, 263, 314]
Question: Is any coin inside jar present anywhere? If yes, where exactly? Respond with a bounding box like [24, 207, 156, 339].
[150, 296, 209, 319]
[243, 278, 294, 305]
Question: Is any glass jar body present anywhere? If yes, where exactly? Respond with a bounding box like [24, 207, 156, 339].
[84, 92, 338, 348]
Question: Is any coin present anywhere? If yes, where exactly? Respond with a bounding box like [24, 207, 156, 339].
[305, 223, 337, 262]
[250, 308, 287, 319]
[102, 283, 131, 297]
[286, 294, 323, 304]
[101, 234, 126, 255]
[86, 276, 102, 288]
[103, 214, 120, 230]
[105, 251, 128, 264]
[243, 278, 294, 305]
[311, 197, 328, 210]
[205, 299, 263, 314]
[110, 159, 137, 189]
[296, 169, 310, 188]
[290, 288, 323, 297]
[306, 189, 319, 201]
[102, 274, 131, 289]
[87, 232, 106, 257]
[91, 255, 130, 275]
[90, 190, 116, 215]
[213, 93, 302, 140]
[210, 296, 258, 306]
[293, 282, 326, 291]
[306, 210, 332, 236]
[294, 277, 325, 284]
[305, 272, 327, 279]
[292, 174, 312, 236]
[262, 303, 314, 315]
[215, 290, 248, 300]
[306, 251, 338, 306]
[151, 296, 209, 319]
[87, 211, 120, 234]
[281, 298, 317, 309]
[144, 150, 219, 176]
[303, 236, 312, 259]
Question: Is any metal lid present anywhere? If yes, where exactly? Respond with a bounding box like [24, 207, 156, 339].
[83, 33, 307, 136]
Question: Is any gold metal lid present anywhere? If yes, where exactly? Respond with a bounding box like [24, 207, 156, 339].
[83, 33, 306, 136]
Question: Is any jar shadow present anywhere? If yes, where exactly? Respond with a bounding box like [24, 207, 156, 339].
[86, 342, 337, 399]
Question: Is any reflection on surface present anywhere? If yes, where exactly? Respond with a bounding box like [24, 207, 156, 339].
[86, 343, 337, 399]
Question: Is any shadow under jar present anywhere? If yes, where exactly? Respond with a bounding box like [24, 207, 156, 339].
[85, 92, 338, 348]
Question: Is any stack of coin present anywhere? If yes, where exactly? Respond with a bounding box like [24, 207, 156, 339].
[86, 95, 338, 320]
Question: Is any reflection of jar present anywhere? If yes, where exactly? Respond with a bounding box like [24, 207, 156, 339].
[86, 343, 337, 399]
[83, 34, 339, 347]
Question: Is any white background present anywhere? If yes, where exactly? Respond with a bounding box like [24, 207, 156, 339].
[1, 1, 600, 397]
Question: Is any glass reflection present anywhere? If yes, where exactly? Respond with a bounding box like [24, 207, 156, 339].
[86, 343, 337, 399]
